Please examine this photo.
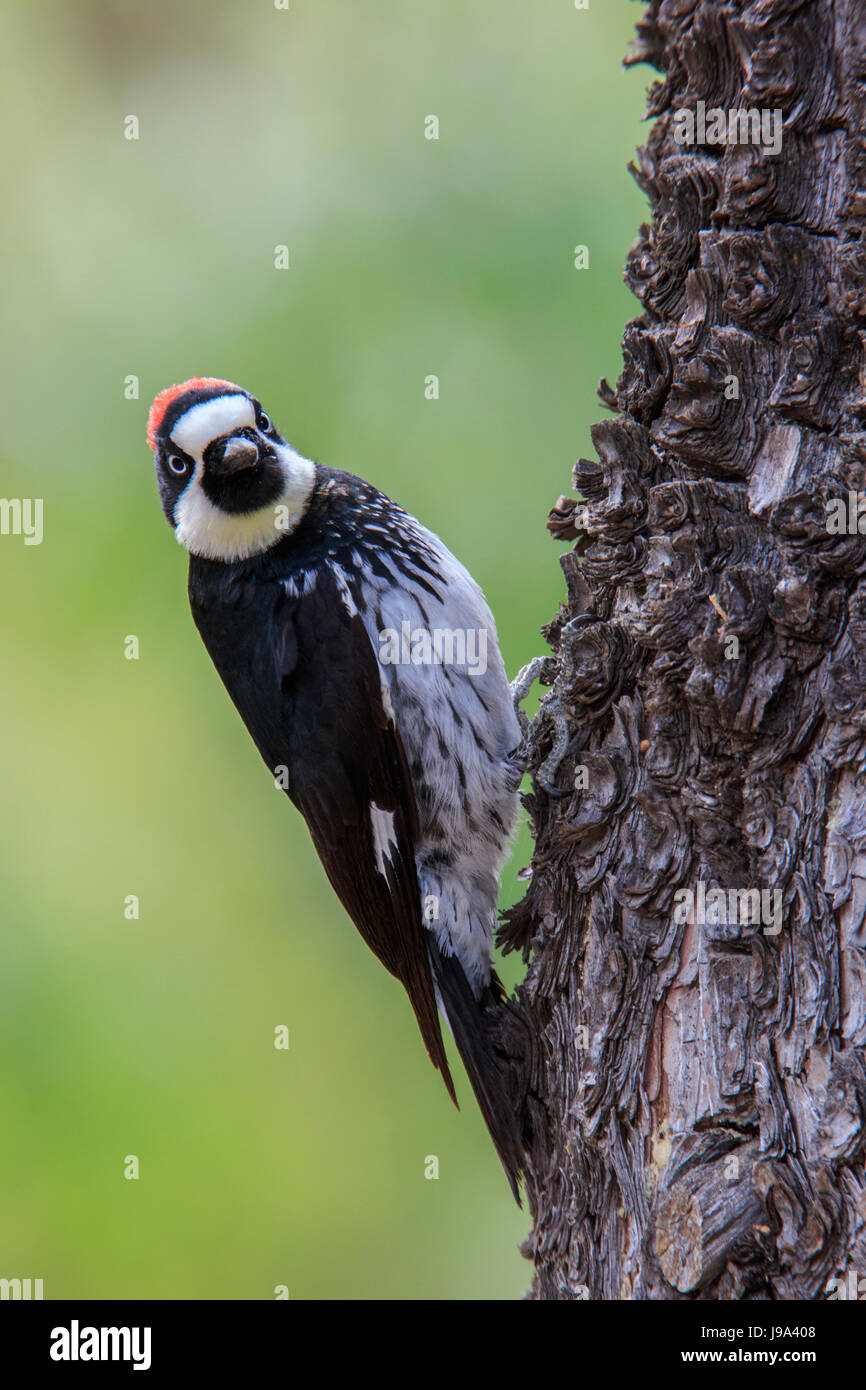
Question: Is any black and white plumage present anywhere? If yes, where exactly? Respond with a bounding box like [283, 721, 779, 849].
[147, 378, 526, 1198]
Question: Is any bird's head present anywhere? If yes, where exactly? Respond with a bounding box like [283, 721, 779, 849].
[147, 378, 315, 562]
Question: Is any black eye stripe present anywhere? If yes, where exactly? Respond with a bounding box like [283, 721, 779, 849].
[250, 399, 272, 433]
[164, 449, 193, 475]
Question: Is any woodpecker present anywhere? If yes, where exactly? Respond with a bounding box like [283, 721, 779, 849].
[147, 377, 525, 1199]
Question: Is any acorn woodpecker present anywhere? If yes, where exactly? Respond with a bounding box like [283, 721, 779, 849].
[147, 377, 525, 1199]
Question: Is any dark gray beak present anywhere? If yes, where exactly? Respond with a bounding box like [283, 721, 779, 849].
[207, 435, 260, 475]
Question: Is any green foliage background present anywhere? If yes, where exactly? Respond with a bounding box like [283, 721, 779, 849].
[0, 0, 646, 1298]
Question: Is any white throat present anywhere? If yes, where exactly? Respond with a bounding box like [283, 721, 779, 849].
[175, 442, 316, 562]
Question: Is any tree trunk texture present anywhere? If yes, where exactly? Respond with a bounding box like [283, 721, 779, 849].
[502, 0, 866, 1300]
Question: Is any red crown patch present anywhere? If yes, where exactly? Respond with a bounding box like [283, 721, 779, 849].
[146, 377, 242, 452]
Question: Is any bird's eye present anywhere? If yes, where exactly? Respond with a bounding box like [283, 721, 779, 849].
[167, 455, 188, 475]
[258, 413, 271, 433]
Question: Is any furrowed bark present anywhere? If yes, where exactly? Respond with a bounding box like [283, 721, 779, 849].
[500, 0, 866, 1300]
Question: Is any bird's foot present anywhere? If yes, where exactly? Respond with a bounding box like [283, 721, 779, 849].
[510, 656, 552, 736]
[510, 656, 572, 797]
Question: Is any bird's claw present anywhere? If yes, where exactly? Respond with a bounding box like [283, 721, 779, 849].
[510, 655, 575, 797]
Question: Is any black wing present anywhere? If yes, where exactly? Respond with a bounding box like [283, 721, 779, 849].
[189, 559, 456, 1102]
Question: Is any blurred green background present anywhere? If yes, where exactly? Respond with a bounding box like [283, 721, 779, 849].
[0, 1, 646, 1299]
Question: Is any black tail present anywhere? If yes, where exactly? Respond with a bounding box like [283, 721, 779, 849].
[428, 938, 526, 1204]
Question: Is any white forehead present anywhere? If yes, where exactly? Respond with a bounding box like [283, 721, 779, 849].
[169, 394, 255, 458]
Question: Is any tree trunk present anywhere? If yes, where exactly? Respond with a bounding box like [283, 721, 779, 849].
[502, 0, 866, 1300]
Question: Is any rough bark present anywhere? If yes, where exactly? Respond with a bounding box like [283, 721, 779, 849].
[501, 0, 866, 1300]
